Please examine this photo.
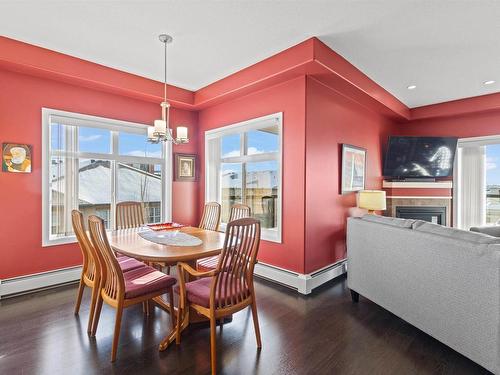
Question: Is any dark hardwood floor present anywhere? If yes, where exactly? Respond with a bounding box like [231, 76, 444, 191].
[0, 275, 490, 375]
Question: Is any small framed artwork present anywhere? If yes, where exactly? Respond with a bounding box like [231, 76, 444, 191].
[175, 153, 196, 181]
[341, 144, 366, 194]
[2, 143, 32, 173]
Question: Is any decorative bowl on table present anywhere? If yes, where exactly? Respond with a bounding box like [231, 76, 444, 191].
[147, 222, 185, 231]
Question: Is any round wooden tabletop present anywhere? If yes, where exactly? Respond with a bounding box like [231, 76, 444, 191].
[108, 226, 225, 264]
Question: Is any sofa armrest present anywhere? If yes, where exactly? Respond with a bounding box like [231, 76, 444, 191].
[470, 225, 500, 237]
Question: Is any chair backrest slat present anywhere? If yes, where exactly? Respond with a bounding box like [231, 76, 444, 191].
[71, 210, 98, 281]
[116, 201, 145, 229]
[229, 204, 251, 222]
[88, 215, 124, 301]
[199, 202, 221, 231]
[212, 218, 260, 309]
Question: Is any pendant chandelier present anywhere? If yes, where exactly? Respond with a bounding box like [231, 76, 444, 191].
[147, 34, 189, 144]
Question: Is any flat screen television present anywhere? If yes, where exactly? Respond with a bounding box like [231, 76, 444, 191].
[383, 136, 458, 179]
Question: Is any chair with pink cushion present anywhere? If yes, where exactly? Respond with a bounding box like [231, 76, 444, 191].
[199, 201, 221, 231]
[176, 217, 261, 375]
[87, 215, 177, 362]
[196, 203, 251, 272]
[71, 210, 144, 333]
[115, 201, 145, 229]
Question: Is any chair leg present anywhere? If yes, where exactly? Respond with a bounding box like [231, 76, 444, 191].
[111, 304, 124, 362]
[91, 294, 103, 337]
[250, 301, 262, 348]
[210, 316, 217, 375]
[74, 277, 85, 315]
[175, 306, 183, 345]
[87, 285, 99, 334]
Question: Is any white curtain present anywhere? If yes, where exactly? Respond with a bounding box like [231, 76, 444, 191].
[456, 145, 486, 229]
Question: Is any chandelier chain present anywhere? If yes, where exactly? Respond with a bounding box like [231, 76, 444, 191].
[163, 38, 167, 102]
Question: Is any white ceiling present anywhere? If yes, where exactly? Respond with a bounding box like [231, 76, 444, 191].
[1, 0, 499, 108]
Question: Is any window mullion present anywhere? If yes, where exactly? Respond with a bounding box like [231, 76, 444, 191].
[241, 131, 247, 205]
[111, 131, 119, 229]
[67, 125, 78, 235]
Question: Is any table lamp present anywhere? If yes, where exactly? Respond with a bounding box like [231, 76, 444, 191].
[358, 190, 386, 214]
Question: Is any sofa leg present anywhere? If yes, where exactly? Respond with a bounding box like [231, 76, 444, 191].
[350, 290, 359, 303]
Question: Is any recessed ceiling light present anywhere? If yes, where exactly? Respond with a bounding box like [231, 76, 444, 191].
[407, 85, 417, 90]
[484, 80, 496, 85]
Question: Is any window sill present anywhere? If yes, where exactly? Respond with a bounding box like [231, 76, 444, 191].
[42, 235, 77, 247]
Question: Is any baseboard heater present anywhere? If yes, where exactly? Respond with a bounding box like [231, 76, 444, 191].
[0, 266, 82, 299]
[254, 260, 347, 295]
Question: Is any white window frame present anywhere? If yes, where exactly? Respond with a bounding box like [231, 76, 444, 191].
[42, 108, 172, 247]
[205, 112, 283, 243]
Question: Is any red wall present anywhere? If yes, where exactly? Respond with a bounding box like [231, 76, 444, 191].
[197, 77, 307, 273]
[400, 110, 500, 138]
[304, 77, 397, 273]
[0, 69, 198, 279]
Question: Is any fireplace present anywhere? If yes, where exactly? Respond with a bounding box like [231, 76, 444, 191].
[396, 206, 447, 226]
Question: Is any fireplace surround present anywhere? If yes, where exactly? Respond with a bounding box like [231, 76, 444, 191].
[396, 206, 447, 225]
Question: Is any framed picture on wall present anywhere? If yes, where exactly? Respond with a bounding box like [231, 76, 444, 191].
[175, 153, 196, 181]
[2, 143, 32, 173]
[341, 144, 366, 194]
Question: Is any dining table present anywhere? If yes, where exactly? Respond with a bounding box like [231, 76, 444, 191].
[108, 225, 226, 350]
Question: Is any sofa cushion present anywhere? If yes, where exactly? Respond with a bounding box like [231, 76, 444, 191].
[414, 222, 500, 244]
[361, 214, 416, 228]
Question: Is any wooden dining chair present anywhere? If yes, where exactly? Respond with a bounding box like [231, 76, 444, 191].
[72, 210, 144, 333]
[197, 204, 251, 272]
[199, 202, 221, 231]
[176, 218, 262, 375]
[72, 210, 101, 333]
[229, 203, 251, 222]
[116, 200, 164, 276]
[116, 201, 145, 229]
[87, 215, 177, 362]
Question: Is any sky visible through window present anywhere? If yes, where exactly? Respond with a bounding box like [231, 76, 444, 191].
[119, 132, 161, 158]
[221, 129, 278, 172]
[74, 127, 161, 157]
[486, 144, 500, 185]
[79, 127, 111, 153]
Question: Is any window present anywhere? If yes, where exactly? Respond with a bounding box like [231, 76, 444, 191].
[205, 113, 282, 242]
[42, 108, 171, 246]
[148, 206, 161, 223]
[486, 144, 500, 224]
[455, 135, 500, 229]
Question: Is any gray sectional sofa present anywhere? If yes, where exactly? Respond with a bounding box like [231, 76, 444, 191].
[347, 215, 500, 374]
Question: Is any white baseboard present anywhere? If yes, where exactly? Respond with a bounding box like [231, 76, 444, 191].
[0, 266, 82, 299]
[254, 260, 347, 295]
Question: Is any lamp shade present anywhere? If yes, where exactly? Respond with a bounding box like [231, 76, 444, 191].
[358, 190, 386, 211]
[176, 126, 188, 141]
[154, 119, 166, 135]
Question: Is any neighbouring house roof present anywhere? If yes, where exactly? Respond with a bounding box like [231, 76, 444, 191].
[51, 160, 161, 205]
